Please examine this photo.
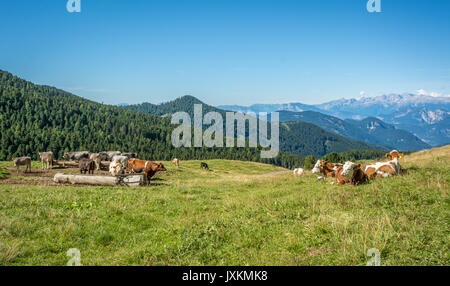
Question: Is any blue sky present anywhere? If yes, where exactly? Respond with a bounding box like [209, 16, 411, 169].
[0, 0, 449, 105]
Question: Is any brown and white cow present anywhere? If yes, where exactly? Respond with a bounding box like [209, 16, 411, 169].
[365, 157, 402, 179]
[111, 155, 129, 170]
[386, 150, 404, 160]
[109, 161, 125, 176]
[335, 161, 368, 186]
[128, 159, 167, 184]
[293, 168, 304, 176]
[13, 157, 32, 174]
[312, 160, 343, 179]
[39, 152, 54, 170]
[172, 158, 179, 167]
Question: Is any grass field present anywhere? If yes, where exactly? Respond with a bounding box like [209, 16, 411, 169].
[0, 147, 449, 266]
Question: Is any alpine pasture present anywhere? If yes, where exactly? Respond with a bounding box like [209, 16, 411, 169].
[0, 146, 448, 266]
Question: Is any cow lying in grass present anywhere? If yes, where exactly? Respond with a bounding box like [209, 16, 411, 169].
[364, 150, 404, 180]
[293, 168, 304, 176]
[365, 157, 402, 179]
[312, 160, 342, 179]
[335, 162, 368, 186]
[13, 157, 31, 174]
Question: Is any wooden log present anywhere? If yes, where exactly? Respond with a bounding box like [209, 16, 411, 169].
[53, 173, 117, 185]
[53, 173, 146, 186]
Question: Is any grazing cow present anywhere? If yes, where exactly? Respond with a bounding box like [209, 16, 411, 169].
[386, 150, 404, 160]
[335, 162, 368, 186]
[200, 162, 209, 170]
[13, 157, 31, 174]
[90, 153, 103, 171]
[365, 157, 402, 179]
[64, 151, 90, 161]
[172, 158, 179, 167]
[128, 159, 167, 183]
[312, 160, 342, 179]
[293, 168, 304, 176]
[121, 153, 137, 159]
[109, 161, 125, 176]
[103, 151, 122, 161]
[111, 155, 129, 170]
[79, 158, 95, 175]
[39, 152, 54, 170]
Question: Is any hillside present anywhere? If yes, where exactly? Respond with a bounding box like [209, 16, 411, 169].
[125, 95, 225, 118]
[279, 121, 375, 157]
[346, 117, 430, 151]
[277, 110, 429, 151]
[125, 96, 378, 157]
[0, 146, 448, 265]
[0, 70, 305, 169]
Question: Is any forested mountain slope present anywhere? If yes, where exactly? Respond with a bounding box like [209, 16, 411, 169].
[277, 110, 430, 151]
[0, 70, 305, 168]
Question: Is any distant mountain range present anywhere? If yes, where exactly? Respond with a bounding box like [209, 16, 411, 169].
[219, 93, 449, 147]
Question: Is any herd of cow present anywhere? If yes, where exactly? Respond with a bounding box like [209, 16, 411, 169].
[293, 150, 405, 186]
[12, 149, 405, 186]
[12, 151, 170, 183]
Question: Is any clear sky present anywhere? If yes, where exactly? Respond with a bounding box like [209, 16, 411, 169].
[1, 0, 449, 105]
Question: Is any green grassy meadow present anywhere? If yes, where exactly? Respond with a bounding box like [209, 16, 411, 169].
[0, 147, 449, 266]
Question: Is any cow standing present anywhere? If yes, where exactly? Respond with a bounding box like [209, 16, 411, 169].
[128, 159, 167, 184]
[39, 152, 54, 170]
[79, 158, 95, 175]
[200, 162, 209, 170]
[13, 157, 32, 174]
[109, 161, 125, 176]
[172, 158, 179, 167]
[111, 155, 129, 170]
[90, 153, 103, 171]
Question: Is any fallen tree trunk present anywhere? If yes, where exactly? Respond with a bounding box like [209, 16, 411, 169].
[53, 173, 145, 186]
